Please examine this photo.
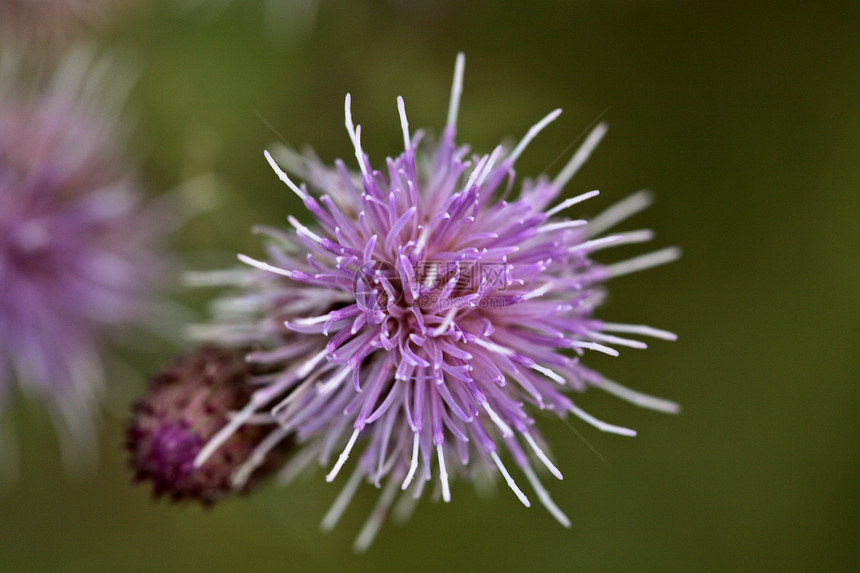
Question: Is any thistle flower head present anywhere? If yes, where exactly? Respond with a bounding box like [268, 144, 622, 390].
[189, 54, 679, 550]
[0, 48, 169, 468]
[126, 346, 288, 504]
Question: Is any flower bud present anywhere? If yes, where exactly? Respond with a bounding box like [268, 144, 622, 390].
[126, 346, 286, 505]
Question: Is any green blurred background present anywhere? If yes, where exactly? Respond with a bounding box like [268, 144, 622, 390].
[1, 0, 858, 571]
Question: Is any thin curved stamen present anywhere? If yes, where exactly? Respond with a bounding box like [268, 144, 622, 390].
[326, 428, 360, 482]
[490, 451, 530, 507]
[447, 52, 466, 128]
[553, 122, 608, 189]
[509, 108, 563, 164]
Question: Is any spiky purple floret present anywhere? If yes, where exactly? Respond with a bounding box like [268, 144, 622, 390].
[0, 48, 168, 465]
[190, 53, 680, 550]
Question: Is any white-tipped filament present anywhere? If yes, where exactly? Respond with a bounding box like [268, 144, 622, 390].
[297, 348, 329, 378]
[531, 363, 566, 384]
[237, 253, 295, 279]
[437, 444, 451, 502]
[391, 484, 422, 524]
[569, 340, 620, 356]
[194, 399, 260, 467]
[291, 312, 334, 326]
[401, 433, 420, 489]
[482, 402, 514, 439]
[352, 125, 370, 180]
[522, 465, 570, 527]
[447, 52, 466, 128]
[474, 338, 511, 357]
[568, 235, 624, 254]
[599, 322, 678, 341]
[317, 366, 352, 395]
[490, 451, 530, 507]
[263, 149, 308, 201]
[396, 96, 411, 151]
[432, 305, 458, 337]
[267, 143, 306, 178]
[587, 331, 648, 349]
[326, 428, 360, 482]
[344, 93, 356, 144]
[475, 145, 503, 187]
[231, 426, 290, 489]
[523, 433, 563, 480]
[569, 402, 637, 436]
[464, 153, 488, 192]
[523, 466, 570, 527]
[276, 445, 320, 486]
[353, 477, 400, 553]
[546, 189, 600, 217]
[537, 219, 588, 234]
[269, 378, 309, 419]
[601, 229, 655, 248]
[288, 215, 325, 244]
[593, 377, 681, 414]
[509, 108, 563, 164]
[587, 189, 654, 237]
[603, 246, 681, 278]
[182, 269, 252, 287]
[522, 281, 555, 301]
[321, 465, 364, 532]
[553, 122, 609, 189]
[411, 468, 429, 500]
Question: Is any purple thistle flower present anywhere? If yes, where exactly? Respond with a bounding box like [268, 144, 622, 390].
[190, 53, 680, 550]
[0, 48, 170, 470]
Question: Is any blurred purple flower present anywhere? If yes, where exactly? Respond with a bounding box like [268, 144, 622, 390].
[0, 48, 170, 471]
[189, 53, 680, 549]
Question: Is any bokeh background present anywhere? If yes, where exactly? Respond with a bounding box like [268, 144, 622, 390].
[1, 1, 858, 571]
